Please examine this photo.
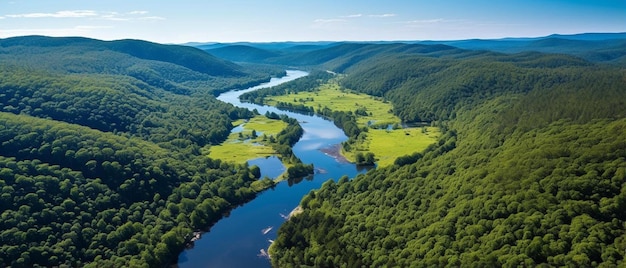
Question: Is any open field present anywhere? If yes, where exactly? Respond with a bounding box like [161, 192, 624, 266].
[206, 116, 287, 164]
[266, 82, 399, 126]
[345, 127, 440, 167]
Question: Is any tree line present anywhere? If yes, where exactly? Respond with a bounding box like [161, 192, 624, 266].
[0, 36, 283, 267]
[271, 49, 626, 267]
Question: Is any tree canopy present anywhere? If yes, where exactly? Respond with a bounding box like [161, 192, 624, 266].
[271, 45, 626, 267]
[0, 36, 279, 267]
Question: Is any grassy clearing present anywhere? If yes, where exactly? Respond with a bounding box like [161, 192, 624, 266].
[264, 81, 440, 167]
[266, 82, 399, 126]
[205, 116, 287, 164]
[345, 127, 441, 167]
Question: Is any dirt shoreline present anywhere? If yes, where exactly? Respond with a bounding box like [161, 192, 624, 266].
[319, 144, 350, 164]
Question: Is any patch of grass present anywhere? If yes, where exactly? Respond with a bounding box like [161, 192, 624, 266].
[266, 82, 399, 126]
[243, 116, 288, 136]
[206, 116, 288, 164]
[344, 127, 440, 167]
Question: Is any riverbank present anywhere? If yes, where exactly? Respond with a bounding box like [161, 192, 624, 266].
[342, 126, 441, 167]
[267, 205, 304, 260]
[206, 115, 287, 164]
[319, 144, 350, 164]
[179, 70, 368, 267]
[261, 80, 440, 167]
[265, 82, 398, 127]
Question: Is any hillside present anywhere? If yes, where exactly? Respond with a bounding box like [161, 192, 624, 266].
[199, 33, 626, 67]
[0, 36, 282, 95]
[270, 44, 626, 266]
[339, 51, 595, 122]
[0, 36, 277, 267]
[0, 36, 243, 76]
[2, 33, 626, 267]
[419, 33, 626, 64]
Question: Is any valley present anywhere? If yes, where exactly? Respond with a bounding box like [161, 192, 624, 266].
[249, 79, 440, 167]
[0, 32, 625, 267]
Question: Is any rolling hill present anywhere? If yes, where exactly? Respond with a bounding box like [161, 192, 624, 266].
[0, 36, 276, 267]
[419, 32, 626, 64]
[196, 32, 626, 66]
[1, 32, 625, 267]
[267, 37, 626, 267]
[0, 36, 244, 76]
[0, 36, 283, 96]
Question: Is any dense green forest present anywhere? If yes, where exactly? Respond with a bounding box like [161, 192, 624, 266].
[270, 45, 626, 266]
[0, 36, 281, 267]
[2, 33, 626, 267]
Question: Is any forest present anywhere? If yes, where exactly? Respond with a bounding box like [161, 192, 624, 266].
[1, 32, 626, 267]
[269, 41, 626, 266]
[0, 36, 281, 267]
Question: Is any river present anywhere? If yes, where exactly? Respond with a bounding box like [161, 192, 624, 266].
[176, 70, 368, 267]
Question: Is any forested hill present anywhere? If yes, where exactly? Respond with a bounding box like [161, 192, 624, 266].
[203, 42, 470, 68]
[198, 32, 626, 67]
[270, 43, 626, 266]
[0, 36, 278, 267]
[0, 36, 285, 96]
[0, 35, 243, 77]
[420, 32, 626, 64]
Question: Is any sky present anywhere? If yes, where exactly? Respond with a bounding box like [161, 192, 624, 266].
[0, 0, 624, 43]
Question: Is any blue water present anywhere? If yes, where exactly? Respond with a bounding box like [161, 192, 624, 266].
[176, 70, 368, 268]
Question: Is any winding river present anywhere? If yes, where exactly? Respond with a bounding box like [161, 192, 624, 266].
[176, 70, 368, 267]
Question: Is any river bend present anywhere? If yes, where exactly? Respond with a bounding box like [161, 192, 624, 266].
[177, 70, 366, 267]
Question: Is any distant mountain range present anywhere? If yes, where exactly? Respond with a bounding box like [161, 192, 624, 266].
[188, 32, 626, 66]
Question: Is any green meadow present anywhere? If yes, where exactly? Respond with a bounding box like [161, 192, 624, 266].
[266, 82, 399, 126]
[349, 127, 440, 167]
[265, 82, 439, 167]
[206, 116, 287, 164]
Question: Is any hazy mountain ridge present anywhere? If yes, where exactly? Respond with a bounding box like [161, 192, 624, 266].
[196, 32, 626, 66]
[206, 45, 281, 62]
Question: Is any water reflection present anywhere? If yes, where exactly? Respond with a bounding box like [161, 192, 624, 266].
[177, 70, 369, 268]
[286, 174, 314, 187]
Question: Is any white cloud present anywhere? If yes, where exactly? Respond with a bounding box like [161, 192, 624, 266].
[101, 13, 130, 21]
[100, 11, 165, 21]
[4, 10, 165, 22]
[7, 10, 98, 18]
[128, 11, 149, 15]
[342, 14, 362, 18]
[369, 14, 396, 18]
[311, 18, 349, 30]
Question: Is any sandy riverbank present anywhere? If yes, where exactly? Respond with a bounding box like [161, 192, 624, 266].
[319, 144, 350, 164]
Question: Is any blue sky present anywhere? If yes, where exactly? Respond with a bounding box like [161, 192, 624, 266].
[0, 0, 624, 43]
